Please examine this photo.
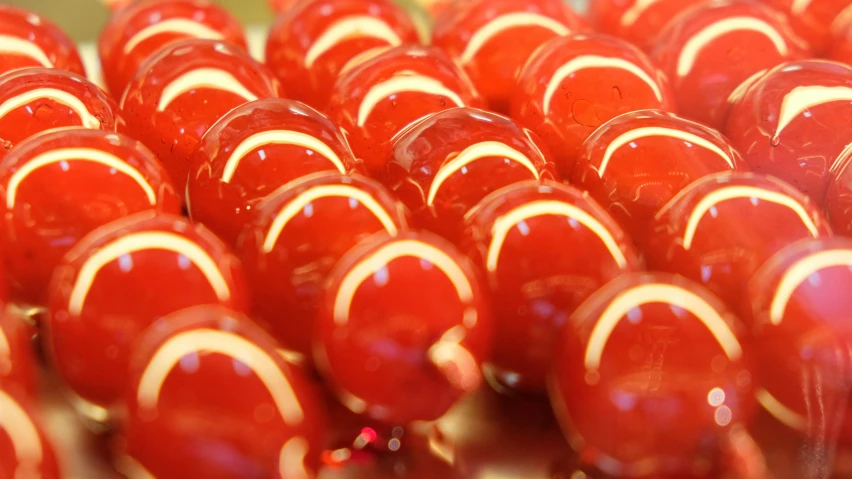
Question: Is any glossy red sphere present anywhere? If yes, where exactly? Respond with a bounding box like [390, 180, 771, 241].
[0, 128, 180, 306]
[0, 387, 62, 479]
[0, 5, 85, 76]
[725, 60, 852, 200]
[650, 0, 809, 130]
[266, 0, 419, 110]
[119, 304, 327, 479]
[121, 39, 282, 188]
[99, 0, 247, 98]
[432, 0, 587, 114]
[46, 212, 250, 415]
[0, 67, 119, 160]
[188, 98, 361, 246]
[510, 34, 675, 178]
[745, 237, 852, 443]
[316, 231, 492, 425]
[325, 45, 484, 177]
[0, 306, 36, 398]
[387, 107, 558, 240]
[826, 150, 852, 235]
[551, 273, 755, 477]
[766, 0, 849, 54]
[460, 180, 641, 392]
[828, 5, 852, 72]
[587, 0, 698, 52]
[573, 109, 747, 238]
[238, 172, 409, 360]
[643, 172, 832, 310]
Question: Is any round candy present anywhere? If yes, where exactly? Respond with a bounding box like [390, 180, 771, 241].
[650, 0, 809, 130]
[120, 304, 326, 479]
[826, 151, 852, 235]
[46, 212, 250, 416]
[121, 39, 282, 188]
[0, 388, 62, 479]
[587, 0, 698, 52]
[765, 0, 850, 54]
[316, 231, 492, 425]
[0, 67, 119, 160]
[551, 273, 754, 477]
[725, 60, 852, 200]
[238, 172, 409, 360]
[746, 237, 852, 442]
[188, 98, 361, 246]
[510, 34, 675, 178]
[0, 5, 85, 76]
[643, 172, 832, 310]
[266, 0, 419, 109]
[460, 180, 641, 392]
[99, 0, 247, 98]
[388, 107, 558, 240]
[432, 0, 587, 113]
[0, 128, 180, 306]
[573, 109, 747, 238]
[0, 306, 36, 398]
[325, 45, 484, 178]
[829, 5, 852, 69]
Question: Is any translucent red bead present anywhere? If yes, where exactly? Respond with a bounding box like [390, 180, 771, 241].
[767, 0, 849, 54]
[0, 307, 36, 398]
[587, 0, 698, 52]
[0, 5, 85, 77]
[0, 388, 62, 479]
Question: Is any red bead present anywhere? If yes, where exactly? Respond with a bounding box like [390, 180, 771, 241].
[432, 0, 587, 114]
[587, 0, 699, 52]
[0, 128, 180, 306]
[238, 172, 409, 360]
[459, 180, 641, 392]
[325, 45, 484, 177]
[119, 304, 327, 479]
[0, 67, 119, 160]
[98, 0, 247, 98]
[765, 0, 848, 54]
[0, 308, 36, 398]
[188, 98, 361, 246]
[45, 212, 250, 415]
[0, 387, 62, 479]
[550, 273, 755, 477]
[0, 5, 86, 77]
[316, 231, 492, 425]
[650, 0, 809, 130]
[388, 107, 558, 240]
[121, 39, 282, 188]
[745, 237, 852, 442]
[510, 34, 675, 177]
[826, 152, 852, 235]
[725, 60, 852, 200]
[573, 109, 747, 238]
[643, 172, 832, 309]
[266, 0, 419, 110]
[828, 6, 852, 73]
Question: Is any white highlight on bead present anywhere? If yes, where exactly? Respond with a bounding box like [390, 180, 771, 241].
[0, 389, 43, 470]
[123, 19, 224, 55]
[427, 141, 540, 206]
[157, 68, 258, 111]
[544, 55, 663, 115]
[791, 0, 814, 16]
[677, 17, 789, 78]
[0, 88, 101, 129]
[279, 436, 311, 479]
[305, 16, 402, 68]
[773, 86, 852, 142]
[136, 329, 305, 425]
[584, 283, 743, 370]
[459, 13, 569, 65]
[67, 232, 231, 315]
[621, 0, 661, 27]
[486, 200, 628, 273]
[769, 249, 852, 325]
[682, 186, 820, 250]
[427, 326, 480, 391]
[357, 71, 465, 126]
[5, 147, 156, 209]
[221, 130, 347, 183]
[0, 325, 9, 364]
[756, 388, 807, 431]
[0, 35, 53, 67]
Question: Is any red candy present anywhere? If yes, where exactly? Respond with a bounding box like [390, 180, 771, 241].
[766, 0, 850, 54]
[46, 212, 250, 416]
[316, 231, 492, 425]
[551, 273, 754, 477]
[99, 0, 247, 98]
[460, 180, 641, 392]
[828, 5, 852, 72]
[388, 107, 558, 240]
[188, 98, 361, 246]
[587, 0, 698, 51]
[573, 109, 747, 238]
[510, 34, 675, 177]
[432, 0, 587, 113]
[650, 0, 809, 130]
[266, 0, 419, 109]
[238, 172, 408, 360]
[643, 172, 832, 309]
[0, 307, 36, 397]
[0, 67, 119, 160]
[120, 304, 326, 479]
[0, 128, 180, 306]
[0, 5, 85, 76]
[0, 388, 62, 479]
[746, 237, 852, 442]
[325, 45, 484, 177]
[121, 39, 282, 187]
[725, 60, 852, 200]
[826, 151, 852, 235]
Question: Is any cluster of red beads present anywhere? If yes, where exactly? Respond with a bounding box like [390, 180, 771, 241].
[2, 0, 852, 477]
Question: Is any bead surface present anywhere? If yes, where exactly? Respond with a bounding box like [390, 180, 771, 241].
[0, 387, 62, 479]
[0, 306, 36, 398]
[0, 5, 85, 77]
[826, 150, 852, 236]
[766, 0, 850, 54]
[587, 0, 698, 51]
